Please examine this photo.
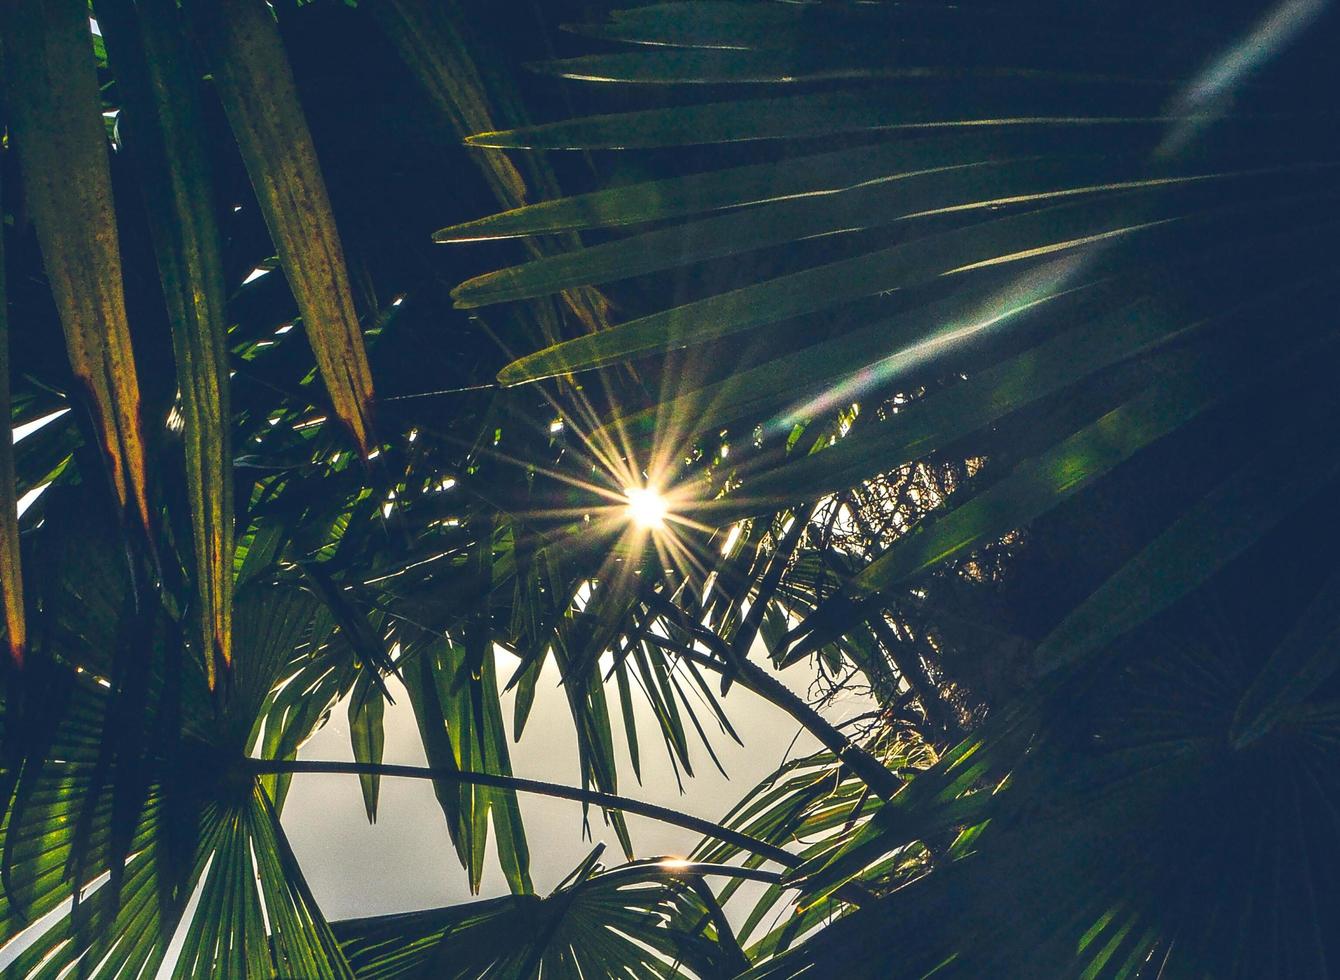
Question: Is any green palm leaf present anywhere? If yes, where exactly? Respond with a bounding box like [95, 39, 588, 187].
[335, 849, 742, 980]
[97, 0, 235, 684]
[0, 496, 356, 978]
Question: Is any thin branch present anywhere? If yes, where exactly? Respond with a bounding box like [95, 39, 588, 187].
[647, 594, 903, 801]
[868, 612, 958, 737]
[248, 758, 800, 869]
[728, 502, 817, 672]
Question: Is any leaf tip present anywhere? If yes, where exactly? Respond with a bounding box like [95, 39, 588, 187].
[464, 130, 514, 149]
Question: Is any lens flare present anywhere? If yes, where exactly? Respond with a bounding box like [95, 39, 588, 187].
[1159, 0, 1324, 156]
[625, 486, 669, 529]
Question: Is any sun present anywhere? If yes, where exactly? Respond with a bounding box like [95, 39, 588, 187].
[624, 485, 669, 530]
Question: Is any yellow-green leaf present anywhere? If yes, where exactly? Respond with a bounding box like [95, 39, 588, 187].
[2, 0, 151, 532]
[0, 142, 24, 666]
[187, 0, 375, 456]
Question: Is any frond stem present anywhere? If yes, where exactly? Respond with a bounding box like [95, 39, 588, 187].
[247, 757, 801, 869]
[646, 593, 903, 800]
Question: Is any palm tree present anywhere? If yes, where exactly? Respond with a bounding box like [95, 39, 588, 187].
[2, 0, 1338, 977]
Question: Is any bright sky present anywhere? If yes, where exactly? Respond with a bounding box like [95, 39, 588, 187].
[282, 648, 872, 923]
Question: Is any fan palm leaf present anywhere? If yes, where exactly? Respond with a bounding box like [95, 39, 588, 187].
[334, 848, 746, 980]
[437, 1, 1340, 974]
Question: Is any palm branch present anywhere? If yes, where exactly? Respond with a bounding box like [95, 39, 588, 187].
[2, 0, 1339, 977]
[440, 1, 1340, 974]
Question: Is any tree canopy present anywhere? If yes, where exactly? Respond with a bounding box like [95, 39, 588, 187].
[1, 1, 1338, 977]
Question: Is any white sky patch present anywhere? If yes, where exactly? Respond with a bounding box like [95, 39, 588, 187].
[493, 643, 522, 670]
[154, 854, 215, 979]
[12, 408, 70, 444]
[16, 483, 51, 520]
[0, 866, 117, 971]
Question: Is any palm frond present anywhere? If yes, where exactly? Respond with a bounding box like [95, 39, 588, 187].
[334, 849, 744, 980]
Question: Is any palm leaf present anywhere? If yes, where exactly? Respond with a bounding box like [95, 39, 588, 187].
[0, 151, 24, 667]
[1034, 398, 1340, 679]
[0, 652, 354, 980]
[97, 0, 235, 683]
[185, 0, 376, 455]
[401, 638, 532, 896]
[437, 4, 1340, 973]
[369, 0, 609, 334]
[454, 158, 1321, 309]
[1, 0, 151, 532]
[334, 850, 740, 980]
[493, 183, 1329, 385]
[844, 326, 1316, 597]
[466, 81, 1220, 151]
[347, 671, 386, 824]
